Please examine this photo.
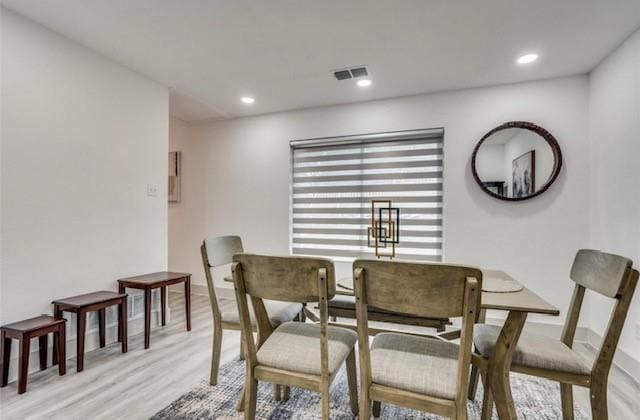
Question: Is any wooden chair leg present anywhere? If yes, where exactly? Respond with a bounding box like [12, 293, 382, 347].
[560, 383, 574, 420]
[590, 380, 608, 420]
[372, 401, 381, 417]
[360, 379, 371, 419]
[239, 330, 246, 361]
[283, 385, 290, 401]
[480, 371, 494, 420]
[1, 331, 11, 387]
[468, 349, 481, 400]
[38, 335, 48, 370]
[210, 322, 222, 385]
[321, 383, 330, 420]
[274, 384, 281, 401]
[56, 325, 66, 376]
[346, 349, 359, 416]
[236, 384, 246, 412]
[244, 372, 258, 419]
[18, 336, 30, 394]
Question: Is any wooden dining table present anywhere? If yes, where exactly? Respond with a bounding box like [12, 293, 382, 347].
[226, 268, 559, 420]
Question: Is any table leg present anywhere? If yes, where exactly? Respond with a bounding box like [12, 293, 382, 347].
[57, 324, 66, 376]
[1, 331, 11, 387]
[76, 310, 86, 372]
[185, 278, 191, 331]
[38, 335, 48, 370]
[144, 288, 152, 349]
[486, 311, 527, 420]
[161, 286, 167, 326]
[98, 308, 106, 348]
[120, 297, 128, 353]
[18, 335, 30, 394]
[52, 305, 62, 365]
[117, 284, 125, 342]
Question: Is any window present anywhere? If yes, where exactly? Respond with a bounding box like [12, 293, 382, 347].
[290, 128, 443, 262]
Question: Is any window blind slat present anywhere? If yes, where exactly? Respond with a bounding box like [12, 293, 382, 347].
[291, 133, 443, 262]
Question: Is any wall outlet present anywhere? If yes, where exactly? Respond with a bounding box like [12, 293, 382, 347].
[147, 183, 158, 197]
[635, 321, 640, 340]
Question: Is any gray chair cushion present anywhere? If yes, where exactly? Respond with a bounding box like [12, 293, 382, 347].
[220, 298, 302, 328]
[370, 333, 459, 400]
[473, 324, 591, 375]
[256, 322, 357, 375]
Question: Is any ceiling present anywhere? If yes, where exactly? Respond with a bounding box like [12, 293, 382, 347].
[3, 0, 639, 123]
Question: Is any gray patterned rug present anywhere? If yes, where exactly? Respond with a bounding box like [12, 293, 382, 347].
[152, 358, 588, 419]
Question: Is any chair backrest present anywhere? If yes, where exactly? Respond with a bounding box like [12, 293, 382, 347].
[200, 235, 244, 319]
[353, 259, 482, 318]
[232, 254, 335, 303]
[232, 254, 335, 377]
[353, 258, 480, 411]
[562, 249, 638, 379]
[570, 249, 632, 298]
[204, 235, 244, 267]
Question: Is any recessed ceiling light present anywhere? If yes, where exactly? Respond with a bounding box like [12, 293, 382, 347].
[241, 96, 255, 104]
[356, 79, 372, 87]
[517, 53, 539, 65]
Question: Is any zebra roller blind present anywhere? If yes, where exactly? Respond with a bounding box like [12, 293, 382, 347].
[290, 129, 443, 262]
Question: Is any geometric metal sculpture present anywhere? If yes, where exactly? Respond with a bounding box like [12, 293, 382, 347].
[367, 199, 400, 259]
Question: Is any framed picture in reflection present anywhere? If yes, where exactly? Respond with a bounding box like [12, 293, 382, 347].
[512, 150, 535, 198]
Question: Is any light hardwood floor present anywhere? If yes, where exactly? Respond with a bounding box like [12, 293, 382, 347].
[1, 292, 637, 419]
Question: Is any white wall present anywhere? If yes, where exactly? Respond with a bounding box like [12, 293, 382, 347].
[169, 75, 591, 331]
[168, 118, 206, 285]
[1, 8, 168, 374]
[588, 28, 640, 365]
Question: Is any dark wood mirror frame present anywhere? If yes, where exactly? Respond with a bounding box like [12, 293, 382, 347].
[471, 121, 563, 202]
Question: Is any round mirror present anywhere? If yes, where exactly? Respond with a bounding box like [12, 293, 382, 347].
[471, 121, 562, 201]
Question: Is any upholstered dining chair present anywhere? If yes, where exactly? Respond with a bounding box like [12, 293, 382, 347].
[354, 259, 482, 420]
[232, 254, 359, 420]
[470, 249, 638, 420]
[200, 236, 304, 387]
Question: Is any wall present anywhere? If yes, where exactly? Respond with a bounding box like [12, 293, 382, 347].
[169, 75, 591, 331]
[1, 9, 168, 377]
[168, 118, 207, 285]
[588, 28, 640, 368]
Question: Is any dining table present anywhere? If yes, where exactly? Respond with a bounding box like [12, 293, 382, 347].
[226, 267, 559, 420]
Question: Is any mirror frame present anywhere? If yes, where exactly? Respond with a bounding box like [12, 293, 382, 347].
[471, 121, 563, 201]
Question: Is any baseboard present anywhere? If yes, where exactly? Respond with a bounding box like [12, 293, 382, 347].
[4, 292, 163, 384]
[191, 284, 234, 300]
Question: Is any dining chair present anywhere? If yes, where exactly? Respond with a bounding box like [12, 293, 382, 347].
[200, 236, 304, 386]
[354, 259, 482, 420]
[470, 249, 638, 420]
[232, 254, 359, 420]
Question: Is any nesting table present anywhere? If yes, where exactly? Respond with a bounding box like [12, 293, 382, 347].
[117, 272, 191, 349]
[52, 291, 128, 372]
[1, 315, 67, 394]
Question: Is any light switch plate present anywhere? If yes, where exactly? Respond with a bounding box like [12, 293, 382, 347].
[635, 321, 640, 340]
[147, 183, 158, 197]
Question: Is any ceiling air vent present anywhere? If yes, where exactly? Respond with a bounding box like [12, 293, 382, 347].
[333, 65, 369, 81]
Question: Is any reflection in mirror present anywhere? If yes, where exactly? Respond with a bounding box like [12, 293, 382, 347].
[474, 127, 557, 199]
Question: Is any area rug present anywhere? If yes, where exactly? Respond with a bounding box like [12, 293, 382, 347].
[152, 358, 588, 419]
